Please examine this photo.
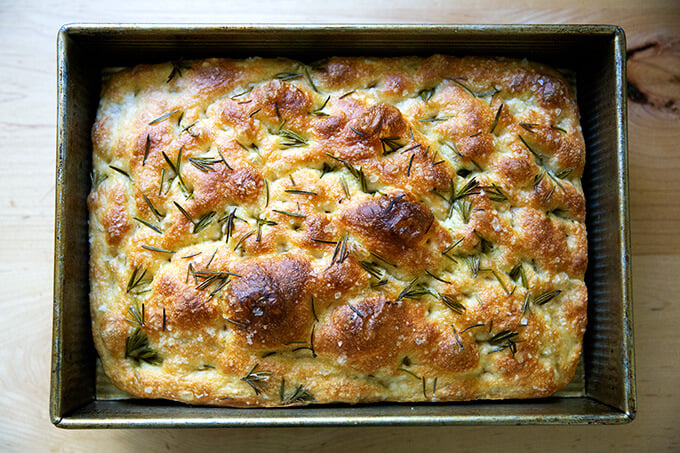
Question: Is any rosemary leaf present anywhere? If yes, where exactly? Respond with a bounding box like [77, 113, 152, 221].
[143, 134, 150, 165]
[125, 328, 162, 365]
[274, 71, 302, 81]
[490, 104, 503, 133]
[108, 165, 130, 179]
[441, 295, 465, 314]
[285, 189, 318, 196]
[304, 67, 319, 93]
[141, 245, 175, 254]
[240, 363, 272, 395]
[533, 289, 562, 306]
[133, 217, 163, 234]
[149, 109, 180, 125]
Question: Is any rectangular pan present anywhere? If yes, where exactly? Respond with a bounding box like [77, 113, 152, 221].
[52, 24, 635, 427]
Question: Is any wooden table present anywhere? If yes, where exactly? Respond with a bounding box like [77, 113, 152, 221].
[1, 1, 678, 451]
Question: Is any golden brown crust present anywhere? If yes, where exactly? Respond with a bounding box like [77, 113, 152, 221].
[90, 55, 587, 406]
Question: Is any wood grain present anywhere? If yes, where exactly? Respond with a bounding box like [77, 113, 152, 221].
[0, 1, 679, 451]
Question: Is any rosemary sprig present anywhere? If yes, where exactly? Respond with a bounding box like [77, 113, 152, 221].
[125, 328, 162, 365]
[380, 136, 403, 155]
[194, 269, 240, 295]
[330, 233, 349, 267]
[489, 104, 503, 133]
[241, 363, 272, 395]
[274, 71, 301, 81]
[181, 121, 199, 137]
[125, 300, 145, 326]
[323, 152, 371, 193]
[222, 209, 237, 243]
[149, 109, 180, 125]
[339, 90, 355, 99]
[441, 295, 465, 314]
[282, 382, 315, 404]
[276, 121, 308, 147]
[454, 177, 481, 201]
[359, 261, 387, 284]
[455, 200, 472, 223]
[479, 183, 507, 202]
[488, 329, 521, 355]
[551, 124, 567, 133]
[533, 289, 562, 306]
[256, 218, 277, 241]
[249, 108, 261, 118]
[466, 255, 481, 278]
[161, 148, 190, 197]
[108, 165, 130, 179]
[397, 278, 430, 301]
[193, 211, 217, 234]
[167, 59, 190, 83]
[509, 264, 529, 289]
[189, 157, 223, 172]
[126, 265, 150, 294]
[133, 217, 162, 234]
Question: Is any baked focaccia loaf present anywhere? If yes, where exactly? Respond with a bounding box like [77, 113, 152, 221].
[89, 55, 587, 406]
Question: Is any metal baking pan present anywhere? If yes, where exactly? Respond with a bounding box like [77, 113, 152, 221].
[52, 24, 635, 427]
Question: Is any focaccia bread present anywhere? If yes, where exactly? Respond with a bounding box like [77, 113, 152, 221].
[89, 55, 587, 406]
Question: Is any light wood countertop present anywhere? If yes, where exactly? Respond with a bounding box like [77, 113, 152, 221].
[1, 1, 678, 451]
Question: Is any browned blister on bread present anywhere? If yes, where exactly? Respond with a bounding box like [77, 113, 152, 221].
[89, 56, 587, 406]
